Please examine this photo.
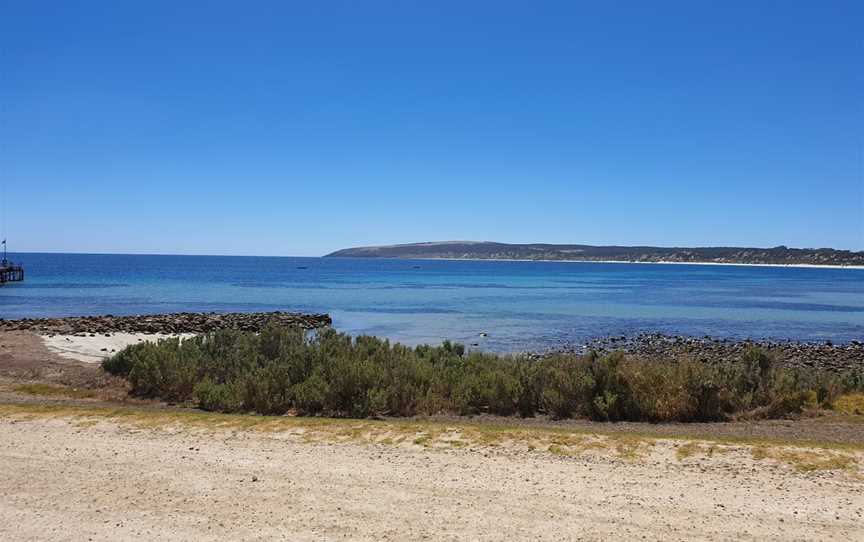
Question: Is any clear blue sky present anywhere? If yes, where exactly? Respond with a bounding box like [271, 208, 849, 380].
[1, 1, 862, 256]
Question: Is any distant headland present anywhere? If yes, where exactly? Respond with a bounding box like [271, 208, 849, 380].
[325, 241, 864, 267]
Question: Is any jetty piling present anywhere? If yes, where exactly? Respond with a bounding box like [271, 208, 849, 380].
[0, 238, 24, 284]
[0, 257, 24, 284]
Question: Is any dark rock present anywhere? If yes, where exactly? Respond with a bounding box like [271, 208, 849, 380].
[541, 333, 864, 373]
[0, 311, 332, 336]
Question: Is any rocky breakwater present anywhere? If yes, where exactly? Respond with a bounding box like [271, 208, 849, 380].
[551, 333, 863, 373]
[0, 311, 332, 336]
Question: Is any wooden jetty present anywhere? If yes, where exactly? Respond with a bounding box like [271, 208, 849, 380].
[0, 238, 23, 284]
[0, 260, 24, 284]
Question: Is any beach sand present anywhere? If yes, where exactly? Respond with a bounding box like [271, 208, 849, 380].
[0, 412, 861, 541]
[40, 333, 194, 363]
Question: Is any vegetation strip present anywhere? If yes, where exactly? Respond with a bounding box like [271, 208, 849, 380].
[325, 241, 864, 266]
[102, 325, 864, 422]
[13, 383, 97, 399]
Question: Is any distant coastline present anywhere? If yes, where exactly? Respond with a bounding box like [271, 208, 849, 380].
[398, 257, 864, 270]
[326, 241, 864, 268]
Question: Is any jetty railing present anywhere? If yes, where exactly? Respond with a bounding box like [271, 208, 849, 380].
[0, 261, 24, 284]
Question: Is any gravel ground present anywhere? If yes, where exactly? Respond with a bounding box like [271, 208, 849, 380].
[0, 415, 862, 541]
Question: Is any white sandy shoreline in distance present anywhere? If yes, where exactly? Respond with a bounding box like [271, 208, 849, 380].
[408, 257, 864, 270]
[42, 333, 194, 363]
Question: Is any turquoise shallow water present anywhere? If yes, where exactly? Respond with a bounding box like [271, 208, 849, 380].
[1, 253, 862, 351]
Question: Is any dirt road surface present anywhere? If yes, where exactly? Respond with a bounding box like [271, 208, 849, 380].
[1, 414, 862, 541]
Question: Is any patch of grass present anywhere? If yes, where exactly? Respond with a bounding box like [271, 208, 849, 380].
[833, 394, 864, 416]
[676, 442, 701, 460]
[547, 444, 570, 456]
[413, 435, 432, 446]
[675, 442, 734, 461]
[14, 383, 97, 400]
[614, 435, 652, 460]
[73, 419, 101, 428]
[704, 444, 726, 458]
[785, 452, 857, 472]
[544, 434, 649, 461]
[751, 446, 769, 461]
[750, 446, 858, 472]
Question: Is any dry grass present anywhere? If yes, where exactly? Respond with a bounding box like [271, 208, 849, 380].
[750, 446, 858, 473]
[675, 439, 859, 474]
[14, 383, 98, 400]
[675, 441, 736, 461]
[0, 403, 655, 461]
[676, 441, 702, 460]
[834, 394, 864, 416]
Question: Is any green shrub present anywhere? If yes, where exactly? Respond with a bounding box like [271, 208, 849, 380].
[292, 372, 329, 414]
[102, 326, 864, 422]
[101, 344, 139, 376]
[537, 357, 594, 419]
[194, 378, 240, 412]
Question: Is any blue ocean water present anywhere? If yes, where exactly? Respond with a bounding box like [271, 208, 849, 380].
[1, 253, 862, 351]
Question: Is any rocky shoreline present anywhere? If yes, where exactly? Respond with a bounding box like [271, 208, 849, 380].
[544, 333, 863, 372]
[0, 311, 332, 336]
[1, 313, 859, 373]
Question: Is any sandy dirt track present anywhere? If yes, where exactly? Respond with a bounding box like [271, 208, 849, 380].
[1, 416, 862, 541]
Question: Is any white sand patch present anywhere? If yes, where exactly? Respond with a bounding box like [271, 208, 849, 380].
[41, 333, 195, 363]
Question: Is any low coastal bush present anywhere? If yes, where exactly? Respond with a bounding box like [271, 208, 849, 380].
[103, 326, 864, 422]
